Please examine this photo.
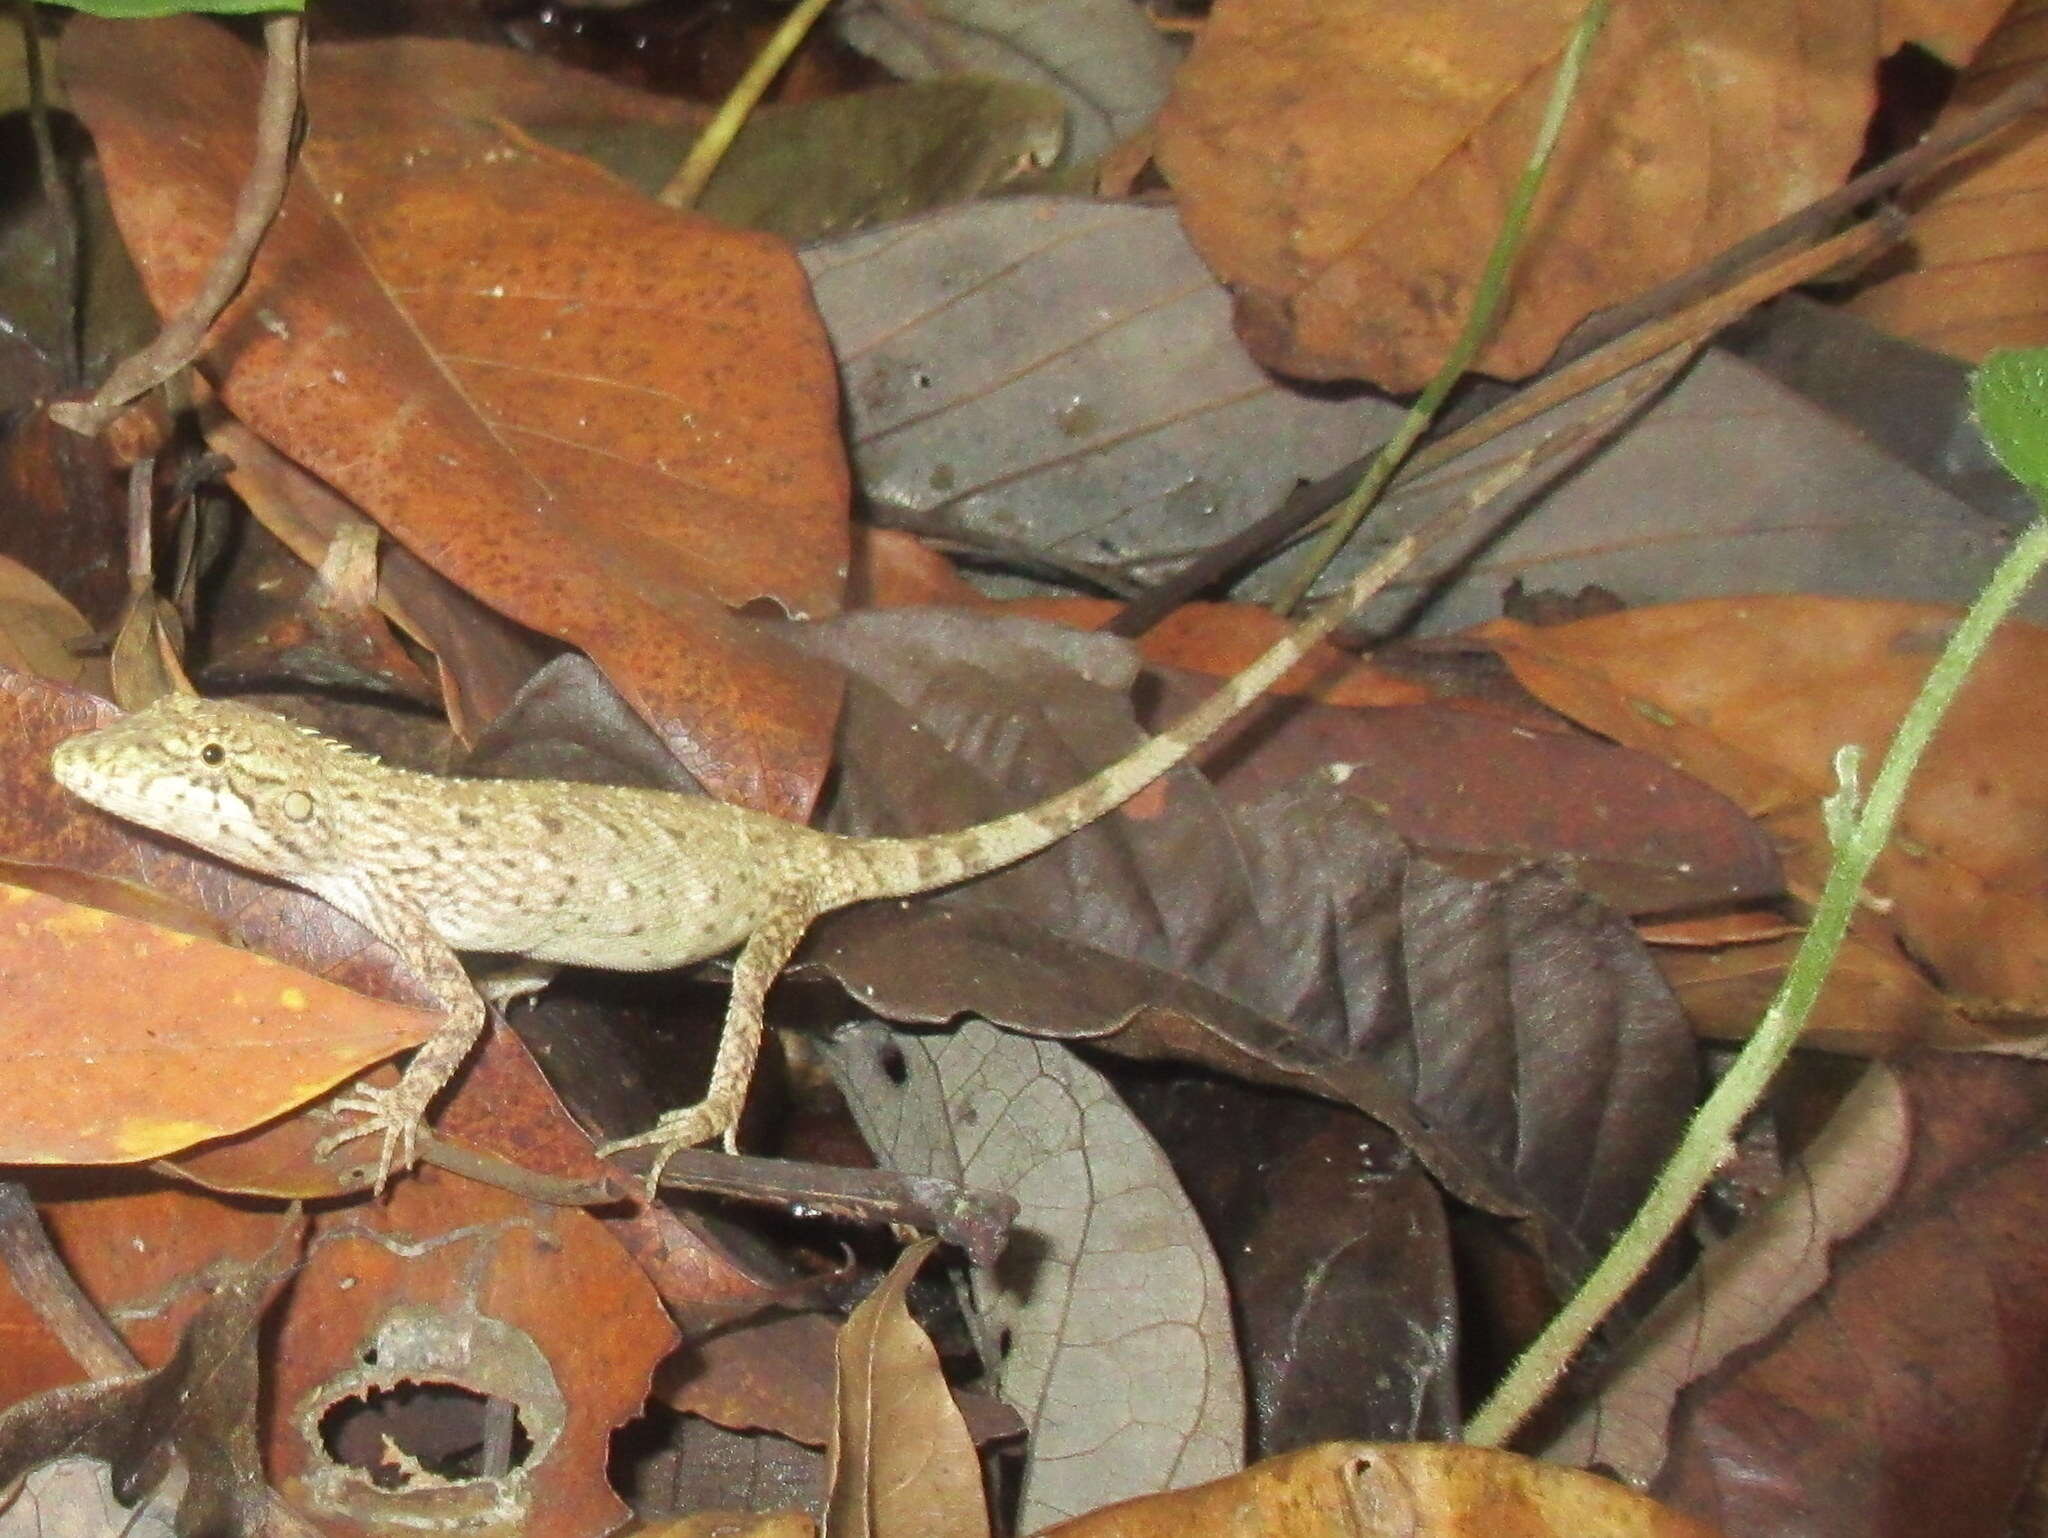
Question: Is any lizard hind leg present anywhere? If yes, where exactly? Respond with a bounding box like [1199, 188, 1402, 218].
[598, 906, 815, 1199]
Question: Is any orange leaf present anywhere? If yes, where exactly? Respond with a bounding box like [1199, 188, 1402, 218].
[1486, 598, 2048, 1040]
[1847, 0, 2048, 360]
[1155, 0, 1875, 387]
[0, 881, 433, 1163]
[1033, 1442, 1727, 1538]
[64, 16, 846, 815]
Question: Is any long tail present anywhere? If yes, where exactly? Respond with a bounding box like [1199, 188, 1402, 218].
[837, 536, 1417, 903]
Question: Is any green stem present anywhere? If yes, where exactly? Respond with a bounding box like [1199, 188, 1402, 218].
[658, 0, 837, 211]
[1465, 511, 2048, 1447]
[1273, 0, 1610, 615]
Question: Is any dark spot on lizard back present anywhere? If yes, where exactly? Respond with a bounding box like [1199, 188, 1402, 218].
[457, 810, 481, 829]
[539, 814, 565, 836]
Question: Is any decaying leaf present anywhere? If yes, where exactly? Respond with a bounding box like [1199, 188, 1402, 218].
[64, 15, 846, 815]
[1651, 1056, 2048, 1538]
[1152, 0, 1878, 388]
[800, 199, 1405, 599]
[1032, 1441, 1728, 1538]
[0, 1224, 293, 1538]
[825, 1238, 988, 1538]
[791, 608, 1700, 1268]
[1847, 0, 2048, 360]
[823, 1019, 1243, 1529]
[1544, 1064, 1911, 1486]
[19, 1132, 678, 1538]
[1485, 597, 2048, 1037]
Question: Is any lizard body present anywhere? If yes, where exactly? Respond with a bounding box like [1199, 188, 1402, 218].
[51, 538, 1413, 1193]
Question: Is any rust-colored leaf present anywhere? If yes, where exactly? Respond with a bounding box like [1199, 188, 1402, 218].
[64, 16, 846, 815]
[0, 1224, 292, 1538]
[266, 1168, 676, 1538]
[203, 411, 548, 741]
[1034, 1442, 1728, 1538]
[0, 881, 432, 1164]
[1847, 0, 2048, 360]
[22, 1158, 676, 1538]
[1485, 599, 2048, 1041]
[1154, 0, 1875, 387]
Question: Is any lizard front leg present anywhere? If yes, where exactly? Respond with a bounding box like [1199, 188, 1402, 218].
[600, 906, 814, 1199]
[314, 892, 488, 1195]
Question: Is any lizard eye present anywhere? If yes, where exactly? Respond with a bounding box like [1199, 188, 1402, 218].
[199, 743, 226, 766]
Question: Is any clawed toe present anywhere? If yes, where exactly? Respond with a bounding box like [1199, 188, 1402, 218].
[599, 1103, 734, 1199]
[315, 1085, 426, 1195]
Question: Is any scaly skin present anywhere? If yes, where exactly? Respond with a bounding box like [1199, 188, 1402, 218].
[50, 539, 1414, 1195]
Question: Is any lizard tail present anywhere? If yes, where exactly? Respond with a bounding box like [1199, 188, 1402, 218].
[835, 536, 1417, 905]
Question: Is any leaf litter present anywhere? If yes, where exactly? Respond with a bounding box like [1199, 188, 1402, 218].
[3, 7, 2048, 1538]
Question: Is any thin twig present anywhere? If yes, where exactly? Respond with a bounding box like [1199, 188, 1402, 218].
[1110, 52, 2042, 634]
[0, 1182, 140, 1379]
[16, 1, 77, 385]
[1111, 213, 1887, 639]
[657, 0, 836, 210]
[1560, 56, 2048, 361]
[421, 1130, 1018, 1265]
[48, 13, 303, 438]
[638, 1146, 1020, 1269]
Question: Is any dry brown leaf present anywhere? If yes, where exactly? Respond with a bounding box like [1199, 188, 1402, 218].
[64, 16, 846, 815]
[823, 1018, 1242, 1528]
[1154, 0, 1875, 388]
[0, 555, 102, 693]
[202, 411, 549, 740]
[1031, 1442, 1728, 1538]
[1847, 0, 2048, 360]
[1544, 1064, 1911, 1485]
[0, 880, 434, 1164]
[826, 1237, 989, 1538]
[642, 1515, 818, 1538]
[1484, 598, 2048, 1044]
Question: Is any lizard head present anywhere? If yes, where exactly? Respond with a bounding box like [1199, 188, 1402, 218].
[52, 693, 367, 880]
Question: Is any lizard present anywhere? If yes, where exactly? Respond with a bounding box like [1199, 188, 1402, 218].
[50, 537, 1415, 1196]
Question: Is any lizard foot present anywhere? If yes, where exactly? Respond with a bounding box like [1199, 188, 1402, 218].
[599, 1100, 737, 1200]
[315, 1083, 431, 1196]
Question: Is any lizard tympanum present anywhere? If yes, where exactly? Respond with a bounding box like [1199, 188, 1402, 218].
[51, 539, 1414, 1195]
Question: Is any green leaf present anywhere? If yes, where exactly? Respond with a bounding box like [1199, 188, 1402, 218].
[40, 0, 300, 14]
[1973, 346, 2048, 495]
